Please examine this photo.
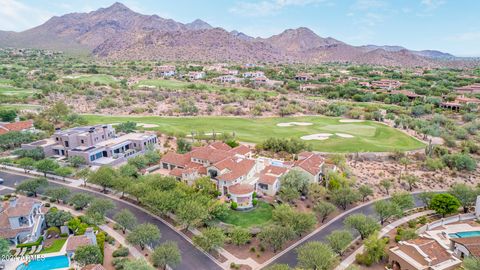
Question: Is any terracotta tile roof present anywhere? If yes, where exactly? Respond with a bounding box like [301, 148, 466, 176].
[160, 152, 191, 167]
[210, 141, 232, 151]
[66, 235, 92, 252]
[258, 174, 278, 185]
[451, 237, 480, 257]
[216, 158, 256, 182]
[229, 145, 251, 155]
[229, 184, 254, 195]
[294, 153, 324, 176]
[0, 120, 33, 135]
[404, 237, 452, 266]
[169, 168, 184, 177]
[390, 90, 423, 98]
[261, 165, 288, 176]
[82, 265, 106, 270]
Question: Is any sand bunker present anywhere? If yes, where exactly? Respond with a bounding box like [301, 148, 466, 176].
[277, 122, 313, 127]
[137, 123, 159, 128]
[339, 119, 364, 123]
[301, 133, 333, 140]
[336, 133, 354, 138]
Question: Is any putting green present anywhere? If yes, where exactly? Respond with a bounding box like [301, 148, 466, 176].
[83, 115, 424, 153]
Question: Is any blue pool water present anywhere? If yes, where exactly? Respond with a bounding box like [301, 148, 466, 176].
[16, 255, 69, 270]
[448, 231, 480, 238]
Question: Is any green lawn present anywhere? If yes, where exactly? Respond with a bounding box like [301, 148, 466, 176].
[68, 74, 117, 84]
[219, 202, 273, 228]
[134, 79, 277, 97]
[0, 104, 43, 110]
[83, 115, 424, 153]
[0, 86, 37, 97]
[39, 238, 67, 254]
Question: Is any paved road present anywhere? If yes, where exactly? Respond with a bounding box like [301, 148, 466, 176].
[264, 193, 429, 268]
[0, 170, 222, 270]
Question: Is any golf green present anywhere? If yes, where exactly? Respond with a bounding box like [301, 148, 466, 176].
[83, 115, 424, 153]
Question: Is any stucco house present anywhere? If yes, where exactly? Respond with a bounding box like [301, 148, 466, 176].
[66, 228, 97, 258]
[22, 125, 158, 166]
[0, 197, 44, 245]
[292, 152, 325, 183]
[257, 165, 288, 196]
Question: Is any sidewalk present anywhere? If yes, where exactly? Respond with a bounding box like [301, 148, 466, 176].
[189, 228, 261, 269]
[52, 204, 143, 258]
[335, 210, 434, 270]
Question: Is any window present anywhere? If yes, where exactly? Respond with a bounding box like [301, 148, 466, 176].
[81, 140, 84, 144]
[64, 141, 69, 147]
[259, 183, 268, 190]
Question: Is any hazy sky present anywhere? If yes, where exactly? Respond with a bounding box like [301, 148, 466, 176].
[1, 0, 479, 56]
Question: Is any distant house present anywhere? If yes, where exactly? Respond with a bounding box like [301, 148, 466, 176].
[187, 71, 206, 80]
[371, 79, 402, 90]
[0, 120, 34, 135]
[243, 71, 264, 78]
[299, 84, 324, 91]
[0, 197, 44, 245]
[154, 65, 176, 77]
[440, 96, 480, 110]
[455, 83, 480, 95]
[215, 75, 243, 84]
[295, 73, 314, 81]
[66, 228, 97, 258]
[258, 165, 288, 196]
[389, 90, 424, 100]
[292, 152, 325, 183]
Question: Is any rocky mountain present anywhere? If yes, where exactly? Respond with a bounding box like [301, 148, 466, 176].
[360, 45, 455, 59]
[0, 2, 460, 66]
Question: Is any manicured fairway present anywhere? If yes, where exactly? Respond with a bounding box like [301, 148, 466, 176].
[0, 104, 42, 110]
[83, 115, 424, 152]
[219, 202, 273, 228]
[134, 79, 277, 96]
[67, 74, 117, 84]
[0, 86, 37, 97]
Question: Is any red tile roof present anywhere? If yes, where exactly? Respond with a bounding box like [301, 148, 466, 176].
[229, 184, 254, 195]
[0, 120, 33, 135]
[230, 145, 251, 155]
[294, 153, 324, 176]
[66, 235, 92, 252]
[160, 152, 191, 167]
[216, 158, 256, 182]
[451, 237, 480, 257]
[258, 174, 277, 185]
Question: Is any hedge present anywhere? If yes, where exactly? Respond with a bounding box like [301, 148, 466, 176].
[17, 236, 43, 248]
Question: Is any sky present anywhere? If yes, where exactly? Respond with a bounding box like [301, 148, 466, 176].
[1, 0, 479, 57]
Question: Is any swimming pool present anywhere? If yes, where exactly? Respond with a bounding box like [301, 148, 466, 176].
[448, 231, 480, 238]
[16, 255, 69, 270]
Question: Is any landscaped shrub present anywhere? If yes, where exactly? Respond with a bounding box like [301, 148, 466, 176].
[46, 226, 60, 237]
[252, 198, 258, 206]
[96, 231, 106, 256]
[17, 236, 43, 248]
[112, 246, 129, 257]
[231, 202, 238, 210]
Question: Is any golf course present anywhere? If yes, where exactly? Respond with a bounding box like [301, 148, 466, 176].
[83, 115, 424, 153]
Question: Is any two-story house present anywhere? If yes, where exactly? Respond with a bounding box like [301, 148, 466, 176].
[0, 197, 44, 245]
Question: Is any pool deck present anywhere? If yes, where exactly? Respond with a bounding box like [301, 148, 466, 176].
[425, 222, 480, 249]
[8, 239, 69, 270]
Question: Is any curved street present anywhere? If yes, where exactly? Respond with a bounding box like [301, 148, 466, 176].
[261, 193, 430, 269]
[0, 170, 223, 270]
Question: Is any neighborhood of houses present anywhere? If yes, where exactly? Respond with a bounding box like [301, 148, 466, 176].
[160, 141, 327, 209]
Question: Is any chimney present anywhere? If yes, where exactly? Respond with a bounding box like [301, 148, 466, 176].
[84, 228, 97, 245]
[9, 197, 17, 208]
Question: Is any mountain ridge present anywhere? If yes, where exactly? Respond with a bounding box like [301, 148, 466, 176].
[0, 2, 465, 66]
